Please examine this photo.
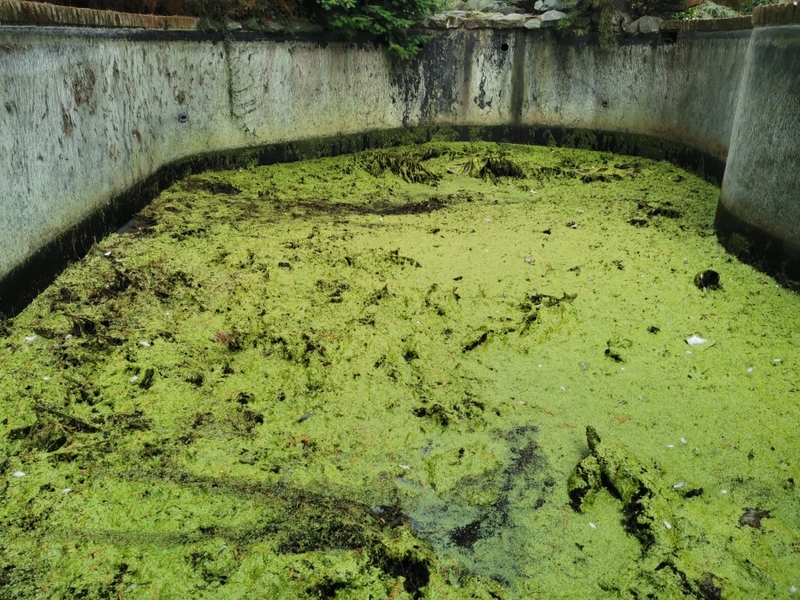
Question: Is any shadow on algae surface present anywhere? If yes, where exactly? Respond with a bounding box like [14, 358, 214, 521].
[0, 142, 798, 599]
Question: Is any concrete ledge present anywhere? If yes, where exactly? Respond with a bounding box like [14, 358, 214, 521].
[0, 0, 199, 29]
[752, 2, 800, 26]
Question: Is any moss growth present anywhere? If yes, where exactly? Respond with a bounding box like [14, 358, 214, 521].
[0, 142, 798, 598]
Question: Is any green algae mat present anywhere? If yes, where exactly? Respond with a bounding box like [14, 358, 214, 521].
[1, 142, 798, 599]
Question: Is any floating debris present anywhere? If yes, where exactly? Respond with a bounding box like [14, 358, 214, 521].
[739, 508, 771, 529]
[663, 520, 672, 530]
[297, 412, 314, 423]
[694, 269, 721, 292]
[12, 471, 25, 478]
[673, 481, 686, 489]
[686, 335, 707, 346]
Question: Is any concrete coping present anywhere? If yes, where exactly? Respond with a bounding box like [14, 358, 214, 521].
[752, 2, 800, 26]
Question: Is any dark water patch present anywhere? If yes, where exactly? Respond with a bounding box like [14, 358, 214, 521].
[400, 425, 552, 587]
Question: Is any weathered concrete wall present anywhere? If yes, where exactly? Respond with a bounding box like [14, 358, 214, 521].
[716, 24, 800, 280]
[0, 14, 798, 312]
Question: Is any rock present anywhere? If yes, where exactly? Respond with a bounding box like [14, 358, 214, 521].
[538, 0, 578, 11]
[524, 16, 543, 28]
[623, 18, 639, 33]
[428, 13, 465, 28]
[637, 15, 662, 33]
[463, 15, 493, 27]
[534, 0, 544, 9]
[540, 9, 567, 25]
[480, 2, 521, 14]
[285, 20, 323, 33]
[488, 12, 526, 27]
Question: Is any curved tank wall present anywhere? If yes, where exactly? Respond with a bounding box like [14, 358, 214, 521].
[0, 11, 798, 314]
[716, 23, 800, 282]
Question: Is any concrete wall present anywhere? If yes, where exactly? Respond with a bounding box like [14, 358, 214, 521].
[717, 24, 800, 279]
[0, 14, 798, 312]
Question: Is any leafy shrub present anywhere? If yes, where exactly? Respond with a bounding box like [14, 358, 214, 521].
[305, 0, 438, 58]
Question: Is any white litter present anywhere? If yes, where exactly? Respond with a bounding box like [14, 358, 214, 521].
[589, 522, 597, 529]
[138, 341, 151, 347]
[24, 335, 37, 342]
[673, 481, 686, 489]
[399, 465, 410, 470]
[130, 376, 139, 383]
[62, 488, 72, 494]
[12, 471, 25, 478]
[680, 437, 688, 445]
[685, 335, 706, 346]
[663, 520, 672, 530]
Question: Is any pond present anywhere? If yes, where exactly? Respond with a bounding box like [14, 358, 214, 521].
[1, 142, 798, 598]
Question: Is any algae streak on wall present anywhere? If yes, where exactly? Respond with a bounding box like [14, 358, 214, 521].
[1, 142, 799, 598]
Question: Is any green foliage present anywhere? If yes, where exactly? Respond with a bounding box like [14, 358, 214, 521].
[558, 0, 617, 50]
[308, 0, 436, 58]
[739, 0, 782, 15]
[670, 6, 698, 18]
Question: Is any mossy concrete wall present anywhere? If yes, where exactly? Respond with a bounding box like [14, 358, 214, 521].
[0, 15, 798, 311]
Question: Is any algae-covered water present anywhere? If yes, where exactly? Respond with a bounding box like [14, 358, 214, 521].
[1, 142, 798, 599]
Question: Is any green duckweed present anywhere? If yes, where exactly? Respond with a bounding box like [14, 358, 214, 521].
[0, 142, 798, 599]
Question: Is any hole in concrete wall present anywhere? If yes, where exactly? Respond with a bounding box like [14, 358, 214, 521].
[178, 113, 189, 124]
[500, 42, 509, 53]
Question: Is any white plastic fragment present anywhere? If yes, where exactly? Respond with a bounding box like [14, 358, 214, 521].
[399, 465, 410, 470]
[24, 335, 37, 342]
[680, 437, 687, 445]
[663, 520, 672, 530]
[43, 376, 51, 381]
[789, 585, 796, 594]
[130, 376, 139, 383]
[673, 481, 686, 489]
[12, 471, 25, 478]
[685, 334, 706, 346]
[773, 358, 782, 364]
[747, 366, 754, 372]
[589, 522, 597, 529]
[666, 444, 675, 448]
[62, 488, 72, 494]
[103, 251, 112, 256]
[138, 341, 151, 347]
[721, 489, 728, 495]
